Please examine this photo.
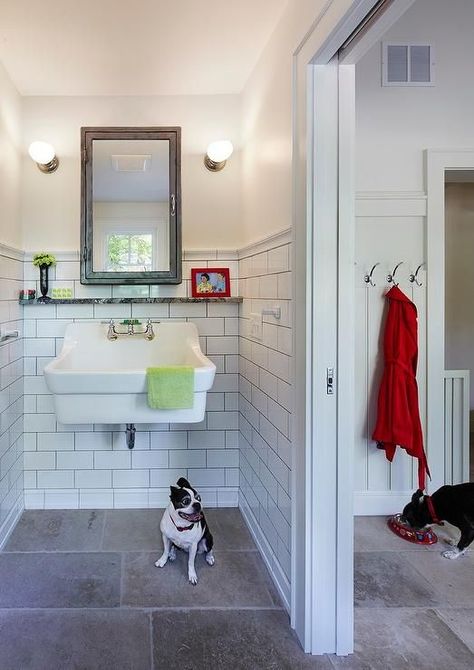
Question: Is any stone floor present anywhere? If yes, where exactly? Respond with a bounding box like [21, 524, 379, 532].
[0, 510, 473, 669]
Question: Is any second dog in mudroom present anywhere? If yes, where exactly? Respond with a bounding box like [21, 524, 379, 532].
[402, 483, 474, 559]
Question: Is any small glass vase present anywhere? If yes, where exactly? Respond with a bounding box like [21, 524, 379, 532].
[37, 264, 51, 303]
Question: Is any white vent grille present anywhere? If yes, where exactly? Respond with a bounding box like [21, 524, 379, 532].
[382, 42, 434, 86]
[111, 154, 152, 172]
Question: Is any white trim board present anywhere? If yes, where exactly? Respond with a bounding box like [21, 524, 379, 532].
[0, 242, 25, 261]
[354, 491, 413, 516]
[239, 496, 291, 612]
[238, 229, 292, 259]
[356, 192, 427, 217]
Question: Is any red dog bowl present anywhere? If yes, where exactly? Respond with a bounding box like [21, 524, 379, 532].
[387, 513, 438, 545]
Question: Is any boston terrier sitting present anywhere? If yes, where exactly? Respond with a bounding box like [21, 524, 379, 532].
[402, 483, 474, 559]
[155, 477, 214, 584]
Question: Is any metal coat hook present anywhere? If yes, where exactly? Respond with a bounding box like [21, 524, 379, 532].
[387, 261, 403, 286]
[409, 262, 426, 286]
[364, 262, 380, 287]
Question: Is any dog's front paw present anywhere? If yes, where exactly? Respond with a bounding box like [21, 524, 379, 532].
[442, 548, 464, 560]
[188, 570, 198, 585]
[155, 555, 168, 568]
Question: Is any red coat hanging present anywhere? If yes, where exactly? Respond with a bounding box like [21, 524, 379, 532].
[372, 285, 430, 491]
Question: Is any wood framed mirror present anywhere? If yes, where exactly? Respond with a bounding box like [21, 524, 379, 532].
[80, 126, 181, 284]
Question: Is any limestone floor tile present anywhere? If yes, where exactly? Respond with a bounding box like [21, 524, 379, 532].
[102, 508, 161, 551]
[354, 516, 442, 553]
[0, 553, 121, 608]
[329, 608, 474, 670]
[152, 609, 332, 670]
[0, 609, 151, 670]
[436, 608, 474, 654]
[354, 552, 442, 608]
[4, 509, 105, 552]
[122, 550, 281, 608]
[204, 507, 257, 550]
[404, 550, 474, 606]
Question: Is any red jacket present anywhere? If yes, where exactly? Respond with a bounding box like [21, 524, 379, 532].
[372, 285, 430, 491]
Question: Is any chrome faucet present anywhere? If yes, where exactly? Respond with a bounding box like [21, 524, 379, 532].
[103, 319, 157, 340]
[144, 318, 155, 340]
[107, 320, 118, 341]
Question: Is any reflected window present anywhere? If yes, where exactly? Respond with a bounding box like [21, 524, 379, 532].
[106, 233, 153, 272]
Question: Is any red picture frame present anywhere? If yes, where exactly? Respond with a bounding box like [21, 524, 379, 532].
[191, 268, 231, 298]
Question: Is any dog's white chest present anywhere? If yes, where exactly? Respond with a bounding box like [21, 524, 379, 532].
[160, 508, 203, 551]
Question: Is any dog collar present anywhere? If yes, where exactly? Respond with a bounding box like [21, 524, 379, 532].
[425, 495, 443, 525]
[169, 510, 194, 532]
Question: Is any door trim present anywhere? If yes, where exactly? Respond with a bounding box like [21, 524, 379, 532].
[425, 148, 474, 492]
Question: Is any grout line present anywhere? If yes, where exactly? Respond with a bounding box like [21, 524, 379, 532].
[1, 548, 260, 555]
[100, 509, 107, 550]
[0, 605, 285, 613]
[149, 611, 154, 670]
[119, 552, 124, 608]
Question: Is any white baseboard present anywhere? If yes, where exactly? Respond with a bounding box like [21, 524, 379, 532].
[354, 491, 413, 516]
[0, 498, 24, 549]
[239, 496, 290, 612]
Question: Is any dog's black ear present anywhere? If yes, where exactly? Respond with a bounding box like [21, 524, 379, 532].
[176, 477, 191, 489]
[411, 489, 424, 504]
[169, 485, 180, 496]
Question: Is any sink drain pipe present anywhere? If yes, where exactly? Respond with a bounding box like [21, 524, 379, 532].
[126, 423, 136, 449]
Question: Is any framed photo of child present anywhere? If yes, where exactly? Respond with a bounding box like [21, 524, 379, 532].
[191, 268, 231, 298]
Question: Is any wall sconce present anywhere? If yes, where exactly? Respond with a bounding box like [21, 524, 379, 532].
[28, 141, 59, 173]
[204, 140, 233, 172]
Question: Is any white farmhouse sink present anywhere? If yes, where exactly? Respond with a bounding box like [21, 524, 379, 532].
[44, 322, 216, 424]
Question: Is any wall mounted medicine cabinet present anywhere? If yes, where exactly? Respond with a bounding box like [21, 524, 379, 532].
[80, 126, 181, 284]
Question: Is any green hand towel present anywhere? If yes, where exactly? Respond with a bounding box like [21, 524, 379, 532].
[146, 366, 194, 409]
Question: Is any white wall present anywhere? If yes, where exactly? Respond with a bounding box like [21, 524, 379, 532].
[445, 182, 474, 409]
[356, 0, 474, 192]
[0, 61, 22, 249]
[21, 95, 242, 251]
[241, 0, 331, 244]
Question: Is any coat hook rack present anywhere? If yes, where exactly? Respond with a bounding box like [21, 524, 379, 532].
[387, 261, 403, 286]
[364, 262, 380, 287]
[409, 262, 426, 286]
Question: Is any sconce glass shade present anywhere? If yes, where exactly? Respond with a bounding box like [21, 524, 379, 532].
[28, 141, 59, 173]
[204, 140, 233, 171]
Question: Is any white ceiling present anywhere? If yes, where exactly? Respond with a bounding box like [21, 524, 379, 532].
[0, 0, 287, 96]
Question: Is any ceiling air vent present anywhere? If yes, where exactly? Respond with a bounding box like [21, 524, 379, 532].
[111, 154, 152, 172]
[382, 42, 435, 86]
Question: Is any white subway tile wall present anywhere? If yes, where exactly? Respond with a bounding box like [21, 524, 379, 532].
[238, 236, 292, 589]
[22, 251, 239, 509]
[0, 247, 24, 544]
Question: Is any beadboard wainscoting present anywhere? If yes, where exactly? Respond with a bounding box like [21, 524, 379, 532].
[22, 251, 240, 510]
[237, 230, 292, 610]
[0, 244, 24, 546]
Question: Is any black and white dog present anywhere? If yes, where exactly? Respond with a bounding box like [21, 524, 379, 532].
[155, 477, 214, 584]
[402, 483, 474, 559]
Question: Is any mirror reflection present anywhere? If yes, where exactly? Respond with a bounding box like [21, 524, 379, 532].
[92, 139, 170, 273]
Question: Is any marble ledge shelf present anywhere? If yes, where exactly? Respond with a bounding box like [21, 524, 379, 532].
[20, 297, 242, 305]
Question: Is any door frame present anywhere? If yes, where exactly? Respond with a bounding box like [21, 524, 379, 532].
[426, 148, 474, 492]
[292, 0, 417, 654]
